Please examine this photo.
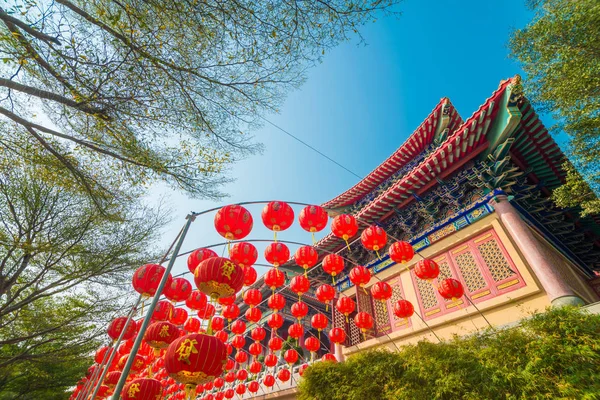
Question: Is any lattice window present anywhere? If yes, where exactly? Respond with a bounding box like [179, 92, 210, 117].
[373, 298, 392, 335]
[413, 229, 526, 321]
[453, 251, 487, 292]
[348, 315, 362, 346]
[414, 276, 438, 309]
[356, 288, 376, 337]
[437, 259, 454, 281]
[388, 277, 410, 331]
[477, 239, 514, 282]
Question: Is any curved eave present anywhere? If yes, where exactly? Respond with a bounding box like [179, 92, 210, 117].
[321, 99, 462, 209]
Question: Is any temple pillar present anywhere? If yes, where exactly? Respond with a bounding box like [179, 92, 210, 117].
[489, 194, 584, 307]
[334, 343, 345, 362]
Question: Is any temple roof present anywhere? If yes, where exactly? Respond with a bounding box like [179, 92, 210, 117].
[321, 98, 463, 209]
[312, 79, 515, 256]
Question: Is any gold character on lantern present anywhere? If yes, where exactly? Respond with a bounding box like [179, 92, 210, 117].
[159, 325, 170, 337]
[128, 382, 140, 397]
[176, 338, 198, 365]
[221, 261, 235, 279]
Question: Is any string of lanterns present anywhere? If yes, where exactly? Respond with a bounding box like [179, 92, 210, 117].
[72, 201, 465, 400]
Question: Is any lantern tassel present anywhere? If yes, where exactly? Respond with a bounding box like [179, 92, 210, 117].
[147, 363, 153, 378]
[184, 384, 196, 400]
[274, 230, 278, 242]
[376, 250, 381, 260]
[304, 268, 308, 278]
[331, 275, 336, 286]
[344, 238, 351, 251]
[311, 232, 316, 245]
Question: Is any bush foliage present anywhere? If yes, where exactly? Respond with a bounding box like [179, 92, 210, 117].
[298, 307, 600, 400]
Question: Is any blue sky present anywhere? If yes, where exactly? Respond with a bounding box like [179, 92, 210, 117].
[151, 1, 535, 278]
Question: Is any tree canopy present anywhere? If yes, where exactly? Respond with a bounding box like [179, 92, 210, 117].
[509, 0, 600, 216]
[298, 307, 600, 400]
[0, 0, 398, 209]
[0, 161, 165, 398]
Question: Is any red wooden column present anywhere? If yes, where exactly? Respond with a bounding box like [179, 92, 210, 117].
[489, 194, 584, 306]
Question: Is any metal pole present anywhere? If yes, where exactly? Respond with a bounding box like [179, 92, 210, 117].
[111, 214, 195, 399]
[86, 295, 142, 400]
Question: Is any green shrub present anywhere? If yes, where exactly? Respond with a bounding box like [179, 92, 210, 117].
[298, 307, 600, 400]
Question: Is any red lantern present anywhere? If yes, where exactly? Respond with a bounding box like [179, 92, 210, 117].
[231, 335, 246, 349]
[197, 303, 216, 320]
[304, 336, 320, 353]
[360, 225, 388, 254]
[183, 317, 201, 333]
[214, 377, 224, 388]
[278, 368, 291, 382]
[264, 269, 285, 291]
[389, 241, 414, 264]
[152, 300, 174, 321]
[194, 257, 245, 300]
[243, 266, 257, 286]
[211, 316, 225, 332]
[224, 359, 235, 371]
[268, 336, 283, 352]
[94, 346, 113, 364]
[263, 374, 275, 387]
[118, 353, 147, 373]
[235, 350, 248, 364]
[122, 378, 162, 400]
[229, 242, 258, 268]
[214, 205, 253, 240]
[311, 313, 328, 332]
[264, 242, 290, 267]
[371, 281, 393, 302]
[104, 371, 121, 387]
[243, 289, 263, 308]
[393, 299, 414, 319]
[267, 313, 284, 330]
[267, 293, 286, 313]
[331, 214, 358, 243]
[251, 327, 266, 342]
[288, 323, 304, 340]
[262, 201, 295, 233]
[249, 361, 262, 374]
[335, 297, 355, 320]
[222, 304, 240, 322]
[294, 246, 319, 276]
[321, 353, 338, 363]
[224, 388, 235, 399]
[291, 301, 308, 320]
[264, 353, 278, 367]
[249, 342, 262, 357]
[236, 369, 248, 381]
[328, 327, 346, 344]
[298, 205, 328, 234]
[248, 381, 260, 393]
[213, 330, 228, 343]
[235, 383, 246, 395]
[144, 321, 179, 355]
[218, 295, 236, 306]
[108, 317, 137, 341]
[299, 363, 309, 376]
[170, 308, 188, 326]
[164, 277, 193, 303]
[283, 349, 298, 364]
[354, 312, 374, 334]
[414, 259, 440, 280]
[349, 266, 371, 289]
[289, 275, 310, 299]
[438, 278, 464, 300]
[188, 248, 218, 274]
[245, 307, 262, 323]
[132, 264, 172, 297]
[316, 284, 336, 311]
[185, 290, 208, 311]
[230, 320, 246, 335]
[322, 254, 344, 284]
